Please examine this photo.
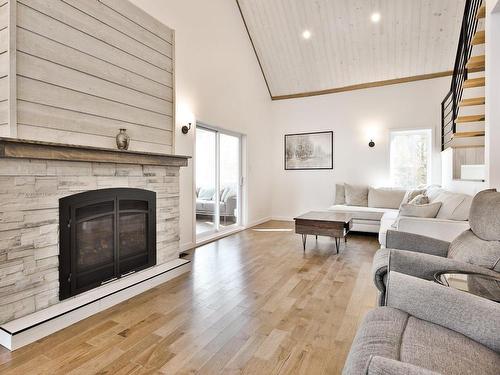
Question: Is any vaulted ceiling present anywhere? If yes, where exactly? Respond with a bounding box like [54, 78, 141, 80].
[237, 0, 466, 99]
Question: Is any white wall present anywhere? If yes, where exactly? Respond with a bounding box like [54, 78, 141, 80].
[269, 78, 450, 220]
[486, 0, 500, 189]
[130, 0, 274, 249]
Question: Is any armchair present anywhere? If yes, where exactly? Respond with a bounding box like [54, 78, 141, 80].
[343, 272, 500, 374]
[372, 189, 500, 305]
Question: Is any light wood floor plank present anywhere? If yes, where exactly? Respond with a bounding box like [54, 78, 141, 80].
[0, 221, 378, 374]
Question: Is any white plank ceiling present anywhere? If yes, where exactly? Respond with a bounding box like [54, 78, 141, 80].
[237, 0, 466, 98]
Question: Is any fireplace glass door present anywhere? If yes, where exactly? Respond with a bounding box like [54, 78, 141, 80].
[60, 188, 156, 299]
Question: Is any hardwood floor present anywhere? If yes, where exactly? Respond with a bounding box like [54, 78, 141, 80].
[0, 221, 378, 374]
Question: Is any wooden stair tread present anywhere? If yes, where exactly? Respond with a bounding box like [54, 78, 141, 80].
[472, 30, 485, 45]
[454, 131, 485, 138]
[477, 4, 485, 19]
[448, 136, 485, 148]
[456, 114, 485, 123]
[459, 97, 485, 107]
[464, 77, 485, 88]
[466, 55, 485, 69]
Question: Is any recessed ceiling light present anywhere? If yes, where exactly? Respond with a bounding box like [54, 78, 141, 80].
[302, 30, 311, 39]
[371, 12, 381, 23]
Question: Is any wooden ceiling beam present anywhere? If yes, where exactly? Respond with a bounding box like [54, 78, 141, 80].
[271, 71, 453, 101]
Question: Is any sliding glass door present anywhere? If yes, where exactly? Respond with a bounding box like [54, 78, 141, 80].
[195, 124, 242, 240]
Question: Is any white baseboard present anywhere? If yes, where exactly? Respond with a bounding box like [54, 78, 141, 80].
[247, 216, 272, 227]
[0, 258, 191, 351]
[270, 216, 294, 222]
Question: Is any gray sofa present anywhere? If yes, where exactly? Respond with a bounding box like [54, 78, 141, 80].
[343, 272, 500, 374]
[372, 189, 500, 305]
[196, 186, 237, 223]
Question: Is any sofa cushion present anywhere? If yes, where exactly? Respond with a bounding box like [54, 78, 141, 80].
[328, 205, 397, 221]
[448, 229, 500, 271]
[401, 316, 500, 375]
[368, 187, 407, 209]
[433, 191, 472, 221]
[345, 183, 368, 206]
[400, 202, 442, 218]
[469, 189, 500, 241]
[378, 211, 400, 245]
[342, 307, 409, 375]
[334, 183, 345, 205]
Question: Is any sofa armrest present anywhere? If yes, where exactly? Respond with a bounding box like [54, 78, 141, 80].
[396, 216, 469, 243]
[387, 249, 500, 281]
[366, 356, 441, 375]
[386, 230, 450, 257]
[386, 272, 500, 352]
[371, 248, 389, 292]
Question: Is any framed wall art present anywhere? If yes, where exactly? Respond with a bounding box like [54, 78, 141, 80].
[284, 131, 334, 170]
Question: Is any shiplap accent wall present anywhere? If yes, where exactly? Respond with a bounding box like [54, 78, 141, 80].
[4, 0, 175, 154]
[0, 0, 9, 136]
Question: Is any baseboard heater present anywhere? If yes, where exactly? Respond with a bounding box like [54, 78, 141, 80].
[0, 258, 191, 351]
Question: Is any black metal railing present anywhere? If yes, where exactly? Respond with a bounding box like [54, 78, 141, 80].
[441, 0, 483, 150]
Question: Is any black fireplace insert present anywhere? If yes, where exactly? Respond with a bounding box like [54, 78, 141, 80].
[59, 188, 156, 299]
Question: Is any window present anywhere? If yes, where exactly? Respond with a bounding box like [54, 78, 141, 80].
[390, 129, 432, 188]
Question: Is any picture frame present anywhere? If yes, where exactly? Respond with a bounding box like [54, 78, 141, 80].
[284, 131, 334, 170]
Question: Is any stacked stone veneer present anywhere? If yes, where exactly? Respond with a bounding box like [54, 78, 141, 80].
[0, 158, 180, 324]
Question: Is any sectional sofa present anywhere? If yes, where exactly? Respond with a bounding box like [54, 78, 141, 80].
[328, 184, 472, 246]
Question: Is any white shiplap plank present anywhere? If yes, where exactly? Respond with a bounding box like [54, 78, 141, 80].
[0, 26, 7, 53]
[0, 98, 7, 123]
[0, 124, 8, 136]
[17, 3, 173, 84]
[17, 124, 173, 154]
[17, 52, 172, 115]
[0, 50, 7, 76]
[17, 77, 172, 130]
[17, 100, 173, 145]
[0, 0, 8, 29]
[0, 75, 8, 99]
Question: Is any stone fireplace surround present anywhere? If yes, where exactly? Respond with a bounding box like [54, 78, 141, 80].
[0, 138, 190, 350]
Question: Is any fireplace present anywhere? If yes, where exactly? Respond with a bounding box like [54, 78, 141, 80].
[59, 188, 157, 299]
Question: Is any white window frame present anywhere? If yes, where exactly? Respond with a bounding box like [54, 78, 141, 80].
[389, 128, 433, 188]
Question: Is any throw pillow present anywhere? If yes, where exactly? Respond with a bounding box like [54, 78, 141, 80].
[399, 202, 442, 218]
[408, 194, 429, 205]
[400, 189, 425, 208]
[345, 184, 368, 206]
[198, 187, 215, 200]
[334, 184, 345, 205]
[425, 185, 445, 201]
[368, 187, 406, 209]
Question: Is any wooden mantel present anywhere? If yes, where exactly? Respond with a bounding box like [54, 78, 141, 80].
[0, 138, 190, 167]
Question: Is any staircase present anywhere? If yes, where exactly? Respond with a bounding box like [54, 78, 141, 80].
[441, 0, 485, 150]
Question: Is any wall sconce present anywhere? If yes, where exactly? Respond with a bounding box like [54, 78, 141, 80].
[181, 122, 192, 134]
[368, 139, 375, 148]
